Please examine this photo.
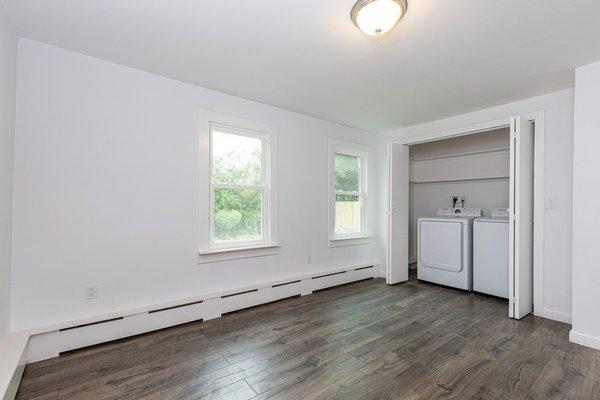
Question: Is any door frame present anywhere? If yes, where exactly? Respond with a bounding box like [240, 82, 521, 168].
[386, 111, 544, 316]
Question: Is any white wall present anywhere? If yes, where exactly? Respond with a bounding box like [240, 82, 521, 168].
[571, 61, 600, 348]
[0, 2, 16, 341]
[377, 89, 575, 323]
[11, 39, 379, 331]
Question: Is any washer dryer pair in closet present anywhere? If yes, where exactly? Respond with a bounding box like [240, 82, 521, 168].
[417, 207, 481, 291]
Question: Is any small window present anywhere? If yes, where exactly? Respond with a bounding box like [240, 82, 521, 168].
[329, 140, 368, 240]
[209, 125, 271, 249]
[334, 153, 363, 235]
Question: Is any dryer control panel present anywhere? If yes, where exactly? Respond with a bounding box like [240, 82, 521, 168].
[491, 208, 509, 218]
[437, 207, 482, 217]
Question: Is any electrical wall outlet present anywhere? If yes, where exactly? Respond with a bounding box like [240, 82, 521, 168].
[451, 195, 460, 207]
[307, 255, 312, 265]
[451, 195, 465, 208]
[85, 284, 98, 300]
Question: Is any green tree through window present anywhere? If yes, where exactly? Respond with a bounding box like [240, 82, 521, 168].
[211, 131, 264, 243]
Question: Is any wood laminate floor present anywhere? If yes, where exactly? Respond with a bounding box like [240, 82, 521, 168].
[16, 274, 600, 400]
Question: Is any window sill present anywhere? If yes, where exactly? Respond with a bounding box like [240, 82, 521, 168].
[329, 235, 373, 242]
[329, 236, 374, 248]
[199, 243, 281, 255]
[198, 243, 281, 264]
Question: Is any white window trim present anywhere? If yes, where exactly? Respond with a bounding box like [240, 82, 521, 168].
[199, 243, 281, 255]
[199, 111, 279, 262]
[328, 139, 371, 243]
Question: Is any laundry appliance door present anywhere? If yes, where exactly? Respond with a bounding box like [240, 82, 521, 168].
[419, 220, 463, 272]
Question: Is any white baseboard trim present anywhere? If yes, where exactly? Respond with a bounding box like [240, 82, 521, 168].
[26, 262, 381, 363]
[375, 264, 386, 278]
[569, 330, 600, 351]
[0, 333, 28, 400]
[535, 308, 572, 324]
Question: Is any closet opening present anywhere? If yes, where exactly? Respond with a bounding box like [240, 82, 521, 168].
[388, 117, 537, 319]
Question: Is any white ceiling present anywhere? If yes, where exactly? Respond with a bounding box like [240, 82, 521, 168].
[4, 0, 600, 132]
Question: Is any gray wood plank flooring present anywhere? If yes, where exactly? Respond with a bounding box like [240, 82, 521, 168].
[16, 274, 600, 400]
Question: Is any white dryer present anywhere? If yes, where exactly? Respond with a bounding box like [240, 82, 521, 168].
[417, 207, 481, 291]
[473, 208, 510, 299]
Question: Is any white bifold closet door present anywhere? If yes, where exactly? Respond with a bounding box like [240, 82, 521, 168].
[509, 116, 534, 319]
[388, 142, 409, 284]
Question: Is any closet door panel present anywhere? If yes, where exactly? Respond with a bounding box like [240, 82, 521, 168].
[388, 143, 409, 284]
[509, 116, 534, 319]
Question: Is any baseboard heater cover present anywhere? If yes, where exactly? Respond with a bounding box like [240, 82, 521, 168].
[26, 263, 380, 363]
[58, 317, 124, 332]
[148, 300, 204, 314]
[221, 289, 259, 299]
[272, 280, 301, 288]
[222, 295, 301, 316]
[312, 271, 347, 279]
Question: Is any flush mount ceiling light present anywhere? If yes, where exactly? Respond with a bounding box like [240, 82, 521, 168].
[351, 0, 408, 37]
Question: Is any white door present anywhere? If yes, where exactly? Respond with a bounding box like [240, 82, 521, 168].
[388, 142, 409, 284]
[509, 117, 534, 319]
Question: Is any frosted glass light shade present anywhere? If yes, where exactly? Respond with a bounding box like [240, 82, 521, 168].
[351, 0, 408, 37]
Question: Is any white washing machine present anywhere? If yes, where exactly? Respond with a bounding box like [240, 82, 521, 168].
[473, 208, 510, 299]
[417, 207, 481, 290]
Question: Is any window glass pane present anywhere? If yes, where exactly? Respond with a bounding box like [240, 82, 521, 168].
[214, 188, 262, 243]
[335, 153, 361, 192]
[212, 130, 262, 185]
[335, 194, 361, 234]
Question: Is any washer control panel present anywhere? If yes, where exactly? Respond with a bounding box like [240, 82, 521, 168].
[437, 207, 482, 217]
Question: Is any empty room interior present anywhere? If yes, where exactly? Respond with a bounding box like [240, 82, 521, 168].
[2, 1, 600, 399]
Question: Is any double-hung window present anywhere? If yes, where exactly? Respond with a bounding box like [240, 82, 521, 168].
[200, 111, 278, 258]
[210, 125, 270, 248]
[329, 140, 369, 240]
